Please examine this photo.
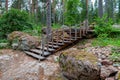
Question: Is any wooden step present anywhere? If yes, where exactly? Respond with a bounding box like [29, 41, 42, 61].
[54, 38, 75, 41]
[30, 49, 51, 56]
[48, 42, 64, 45]
[24, 51, 45, 60]
[37, 46, 55, 52]
[59, 40, 71, 43]
[72, 37, 82, 39]
[64, 38, 75, 41]
[53, 40, 71, 43]
[46, 45, 60, 48]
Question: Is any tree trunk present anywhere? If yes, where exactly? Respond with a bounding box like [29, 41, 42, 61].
[46, 0, 52, 40]
[32, 0, 35, 15]
[86, 0, 89, 28]
[110, 0, 114, 19]
[18, 0, 21, 10]
[52, 0, 56, 24]
[98, 0, 103, 18]
[118, 0, 120, 18]
[5, 0, 8, 11]
[35, 0, 39, 23]
[105, 0, 108, 14]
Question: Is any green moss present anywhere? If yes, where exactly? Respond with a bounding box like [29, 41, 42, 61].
[118, 72, 120, 80]
[62, 49, 98, 65]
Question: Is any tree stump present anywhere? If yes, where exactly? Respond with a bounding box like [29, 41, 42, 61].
[59, 48, 101, 80]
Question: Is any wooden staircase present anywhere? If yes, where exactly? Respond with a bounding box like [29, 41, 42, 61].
[24, 27, 94, 60]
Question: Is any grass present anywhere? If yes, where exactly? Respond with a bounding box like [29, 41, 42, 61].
[92, 28, 120, 47]
[92, 37, 120, 47]
[109, 47, 120, 62]
[52, 23, 61, 29]
[92, 33, 120, 62]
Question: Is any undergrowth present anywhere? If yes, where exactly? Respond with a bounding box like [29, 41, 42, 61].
[109, 47, 120, 62]
[92, 37, 120, 47]
[93, 15, 120, 47]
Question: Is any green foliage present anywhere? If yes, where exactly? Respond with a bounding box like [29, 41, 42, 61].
[94, 15, 113, 37]
[52, 23, 61, 29]
[23, 24, 42, 36]
[109, 47, 120, 62]
[64, 0, 81, 26]
[0, 39, 8, 43]
[0, 39, 9, 49]
[92, 37, 120, 47]
[0, 8, 32, 38]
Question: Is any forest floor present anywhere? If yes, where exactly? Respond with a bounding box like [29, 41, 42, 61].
[0, 39, 120, 80]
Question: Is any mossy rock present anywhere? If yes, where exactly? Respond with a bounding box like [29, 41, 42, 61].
[116, 71, 120, 80]
[59, 48, 100, 80]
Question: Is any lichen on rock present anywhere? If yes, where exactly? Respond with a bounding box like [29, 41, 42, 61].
[59, 48, 100, 80]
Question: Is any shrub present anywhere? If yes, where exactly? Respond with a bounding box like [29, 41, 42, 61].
[0, 8, 32, 38]
[23, 24, 42, 36]
[94, 15, 113, 37]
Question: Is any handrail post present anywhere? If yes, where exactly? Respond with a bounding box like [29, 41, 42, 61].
[39, 33, 45, 62]
[70, 28, 72, 40]
[56, 29, 59, 45]
[79, 29, 81, 38]
[51, 30, 54, 49]
[62, 29, 64, 44]
[75, 28, 77, 40]
[46, 34, 49, 52]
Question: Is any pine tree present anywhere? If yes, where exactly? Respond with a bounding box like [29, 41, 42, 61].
[98, 0, 103, 18]
[46, 0, 52, 40]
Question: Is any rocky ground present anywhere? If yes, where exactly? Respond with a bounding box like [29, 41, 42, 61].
[0, 49, 62, 80]
[0, 39, 120, 80]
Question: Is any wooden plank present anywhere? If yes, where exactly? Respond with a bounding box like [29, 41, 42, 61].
[48, 42, 64, 45]
[24, 51, 45, 60]
[53, 40, 71, 43]
[30, 49, 51, 56]
[37, 46, 55, 52]
[46, 45, 60, 48]
[63, 38, 75, 41]
[58, 40, 71, 43]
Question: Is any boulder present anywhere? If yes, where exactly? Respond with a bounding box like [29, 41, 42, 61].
[100, 66, 118, 80]
[116, 71, 120, 80]
[59, 48, 101, 80]
[8, 31, 40, 50]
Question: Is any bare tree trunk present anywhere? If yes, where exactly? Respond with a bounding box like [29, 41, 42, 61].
[0, 0, 2, 7]
[32, 0, 35, 15]
[46, 0, 52, 40]
[110, 0, 114, 19]
[86, 0, 88, 19]
[98, 0, 103, 18]
[86, 0, 89, 28]
[5, 0, 8, 11]
[119, 0, 120, 18]
[18, 0, 21, 10]
[52, 0, 56, 24]
[62, 0, 64, 24]
[35, 0, 39, 23]
[105, 0, 109, 19]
